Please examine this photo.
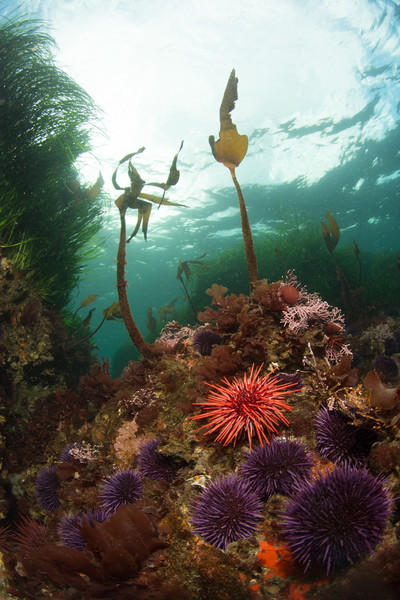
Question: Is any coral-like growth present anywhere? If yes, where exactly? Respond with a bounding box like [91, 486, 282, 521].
[281, 464, 391, 574]
[191, 475, 263, 550]
[281, 291, 345, 335]
[238, 437, 313, 500]
[35, 466, 61, 513]
[190, 364, 297, 448]
[99, 469, 143, 515]
[314, 407, 377, 465]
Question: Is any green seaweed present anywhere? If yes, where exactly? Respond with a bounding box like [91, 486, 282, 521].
[0, 14, 105, 309]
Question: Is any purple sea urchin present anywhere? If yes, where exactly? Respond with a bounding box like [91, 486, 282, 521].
[193, 328, 223, 356]
[57, 514, 85, 550]
[137, 440, 180, 482]
[35, 466, 61, 512]
[190, 475, 263, 550]
[315, 407, 377, 465]
[238, 437, 313, 500]
[99, 469, 143, 515]
[281, 464, 391, 574]
[57, 508, 109, 550]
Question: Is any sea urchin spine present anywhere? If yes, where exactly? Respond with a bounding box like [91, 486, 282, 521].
[238, 437, 313, 500]
[190, 364, 297, 448]
[191, 475, 263, 550]
[281, 463, 391, 574]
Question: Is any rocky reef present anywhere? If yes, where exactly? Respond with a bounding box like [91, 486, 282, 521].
[0, 259, 399, 600]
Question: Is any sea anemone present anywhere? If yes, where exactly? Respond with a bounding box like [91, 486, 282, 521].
[238, 437, 313, 500]
[137, 439, 180, 482]
[190, 475, 263, 550]
[314, 407, 378, 465]
[193, 328, 223, 356]
[281, 464, 391, 574]
[190, 363, 296, 448]
[99, 469, 143, 515]
[35, 466, 61, 512]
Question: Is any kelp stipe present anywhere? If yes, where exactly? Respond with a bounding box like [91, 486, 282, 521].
[113, 144, 184, 357]
[209, 69, 258, 287]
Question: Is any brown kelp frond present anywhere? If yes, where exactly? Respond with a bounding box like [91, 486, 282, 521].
[209, 70, 258, 286]
[321, 210, 340, 254]
[69, 300, 123, 348]
[209, 69, 248, 171]
[176, 252, 208, 283]
[113, 142, 185, 240]
[158, 298, 178, 323]
[114, 143, 185, 356]
[72, 293, 98, 318]
[176, 253, 208, 320]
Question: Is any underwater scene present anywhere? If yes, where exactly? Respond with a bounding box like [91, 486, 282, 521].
[1, 0, 400, 598]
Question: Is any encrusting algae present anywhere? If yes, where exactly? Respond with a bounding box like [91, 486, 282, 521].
[0, 68, 399, 600]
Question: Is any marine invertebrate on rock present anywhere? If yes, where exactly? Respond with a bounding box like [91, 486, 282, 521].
[57, 509, 109, 550]
[281, 464, 391, 574]
[238, 438, 313, 500]
[190, 475, 263, 549]
[193, 328, 223, 356]
[314, 407, 378, 465]
[190, 363, 296, 448]
[137, 440, 181, 482]
[279, 284, 300, 306]
[0, 524, 11, 552]
[57, 514, 86, 550]
[12, 515, 48, 554]
[99, 469, 143, 515]
[35, 466, 61, 513]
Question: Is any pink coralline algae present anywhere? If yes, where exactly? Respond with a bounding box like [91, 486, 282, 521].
[281, 291, 345, 335]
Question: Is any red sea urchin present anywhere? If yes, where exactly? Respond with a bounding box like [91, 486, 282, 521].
[281, 464, 392, 574]
[190, 364, 297, 448]
[190, 475, 264, 550]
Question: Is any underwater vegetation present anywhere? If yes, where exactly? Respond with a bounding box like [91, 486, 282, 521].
[209, 69, 258, 287]
[187, 221, 400, 325]
[0, 56, 399, 600]
[113, 144, 185, 357]
[0, 15, 105, 310]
